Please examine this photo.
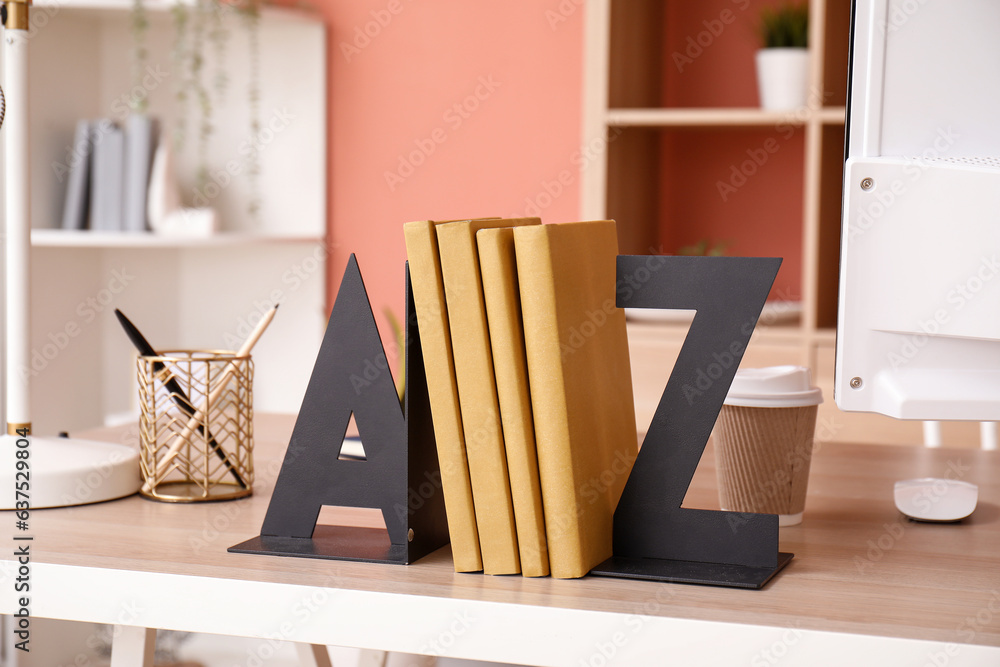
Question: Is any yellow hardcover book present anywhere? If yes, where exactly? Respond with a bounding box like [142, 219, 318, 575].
[476, 227, 549, 577]
[403, 220, 483, 572]
[437, 217, 540, 575]
[513, 220, 638, 579]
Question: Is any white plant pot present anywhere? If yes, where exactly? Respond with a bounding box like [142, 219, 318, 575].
[755, 48, 810, 110]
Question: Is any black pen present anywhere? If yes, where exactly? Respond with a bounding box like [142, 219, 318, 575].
[114, 308, 248, 489]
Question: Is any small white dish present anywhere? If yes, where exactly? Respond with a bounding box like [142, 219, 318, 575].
[625, 301, 802, 325]
[894, 478, 978, 522]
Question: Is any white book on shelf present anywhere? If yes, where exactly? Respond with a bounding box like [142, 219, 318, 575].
[123, 115, 159, 233]
[89, 119, 124, 232]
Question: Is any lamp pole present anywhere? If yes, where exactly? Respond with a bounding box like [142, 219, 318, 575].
[0, 1, 140, 509]
[3, 0, 30, 437]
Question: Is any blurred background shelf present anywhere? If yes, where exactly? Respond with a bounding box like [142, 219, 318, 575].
[0, 5, 328, 434]
[582, 1, 958, 446]
[583, 0, 850, 358]
[35, 0, 317, 21]
[32, 229, 325, 248]
[606, 106, 845, 127]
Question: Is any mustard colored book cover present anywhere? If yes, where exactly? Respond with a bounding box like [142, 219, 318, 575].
[513, 220, 638, 579]
[437, 217, 540, 575]
[476, 227, 550, 577]
[403, 220, 482, 572]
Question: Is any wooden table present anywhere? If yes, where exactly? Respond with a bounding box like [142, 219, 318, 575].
[3, 414, 999, 666]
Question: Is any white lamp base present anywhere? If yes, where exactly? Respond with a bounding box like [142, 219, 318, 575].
[0, 434, 141, 509]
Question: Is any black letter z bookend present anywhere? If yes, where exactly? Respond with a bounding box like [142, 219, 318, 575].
[229, 256, 448, 564]
[591, 255, 792, 589]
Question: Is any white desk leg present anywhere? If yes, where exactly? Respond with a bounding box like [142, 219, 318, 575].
[294, 643, 333, 667]
[981, 422, 998, 451]
[922, 421, 942, 448]
[384, 653, 434, 667]
[109, 626, 155, 667]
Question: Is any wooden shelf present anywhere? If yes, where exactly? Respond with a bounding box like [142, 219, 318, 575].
[31, 229, 324, 249]
[818, 107, 848, 124]
[583, 0, 859, 432]
[606, 107, 807, 127]
[606, 107, 846, 128]
[811, 327, 839, 346]
[583, 1, 850, 328]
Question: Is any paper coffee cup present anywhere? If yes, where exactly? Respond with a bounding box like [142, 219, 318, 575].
[714, 366, 822, 526]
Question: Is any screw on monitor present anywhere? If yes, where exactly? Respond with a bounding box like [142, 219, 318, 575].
[860, 177, 874, 191]
[850, 377, 863, 389]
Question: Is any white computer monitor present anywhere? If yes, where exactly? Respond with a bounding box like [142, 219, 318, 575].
[836, 0, 1000, 420]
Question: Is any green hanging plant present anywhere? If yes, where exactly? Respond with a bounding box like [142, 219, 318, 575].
[678, 239, 729, 257]
[190, 0, 213, 192]
[164, 0, 263, 217]
[170, 1, 190, 150]
[240, 0, 262, 220]
[384, 308, 406, 405]
[130, 0, 149, 114]
[208, 0, 229, 101]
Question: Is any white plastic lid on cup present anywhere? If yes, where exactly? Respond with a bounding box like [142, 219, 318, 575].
[724, 365, 823, 408]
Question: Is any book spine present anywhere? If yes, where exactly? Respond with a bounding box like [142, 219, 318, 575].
[514, 226, 586, 578]
[123, 115, 158, 232]
[477, 228, 549, 577]
[61, 120, 93, 231]
[90, 120, 125, 232]
[402, 221, 483, 573]
[438, 222, 520, 575]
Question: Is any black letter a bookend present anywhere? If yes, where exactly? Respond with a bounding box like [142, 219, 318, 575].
[229, 255, 448, 564]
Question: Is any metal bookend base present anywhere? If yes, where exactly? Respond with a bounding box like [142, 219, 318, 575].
[230, 525, 410, 565]
[591, 552, 794, 590]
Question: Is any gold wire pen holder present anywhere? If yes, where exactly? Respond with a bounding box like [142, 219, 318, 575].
[137, 350, 254, 502]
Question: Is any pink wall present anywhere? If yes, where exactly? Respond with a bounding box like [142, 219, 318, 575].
[316, 0, 584, 348]
[659, 128, 805, 301]
[659, 0, 809, 300]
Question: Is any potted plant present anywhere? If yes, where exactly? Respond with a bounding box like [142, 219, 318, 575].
[678, 239, 729, 257]
[756, 3, 809, 110]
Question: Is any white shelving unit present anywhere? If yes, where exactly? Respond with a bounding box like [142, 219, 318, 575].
[0, 1, 328, 433]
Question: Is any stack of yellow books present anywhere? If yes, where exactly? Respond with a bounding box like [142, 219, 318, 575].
[404, 218, 637, 579]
